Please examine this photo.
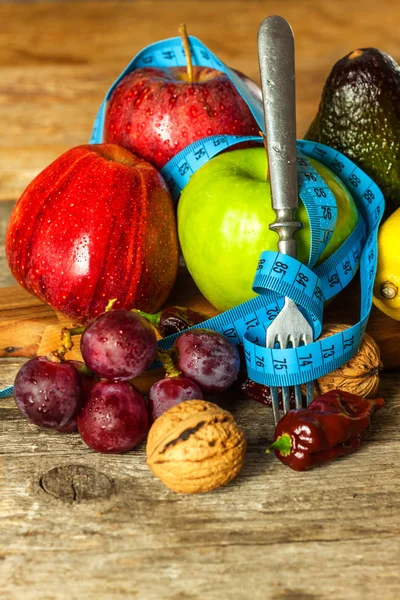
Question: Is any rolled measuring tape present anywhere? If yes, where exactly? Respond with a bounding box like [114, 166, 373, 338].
[88, 34, 382, 387]
[158, 139, 383, 387]
[0, 35, 384, 398]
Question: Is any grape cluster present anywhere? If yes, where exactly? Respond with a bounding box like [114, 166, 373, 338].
[13, 307, 241, 453]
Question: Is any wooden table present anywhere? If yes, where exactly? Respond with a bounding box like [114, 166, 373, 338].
[1, 2, 400, 598]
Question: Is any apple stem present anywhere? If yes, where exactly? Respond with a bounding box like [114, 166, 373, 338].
[179, 23, 194, 83]
[259, 131, 270, 181]
[157, 349, 182, 378]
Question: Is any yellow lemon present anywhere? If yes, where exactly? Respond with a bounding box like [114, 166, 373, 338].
[373, 207, 400, 320]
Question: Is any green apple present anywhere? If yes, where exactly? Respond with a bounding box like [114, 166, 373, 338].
[178, 147, 359, 312]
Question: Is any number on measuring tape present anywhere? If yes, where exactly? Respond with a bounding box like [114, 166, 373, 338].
[88, 34, 343, 273]
[273, 261, 289, 274]
[89, 35, 265, 146]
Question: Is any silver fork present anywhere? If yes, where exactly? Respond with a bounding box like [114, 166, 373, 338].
[258, 15, 314, 424]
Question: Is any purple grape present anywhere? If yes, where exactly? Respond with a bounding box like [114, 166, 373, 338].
[56, 418, 78, 433]
[13, 356, 83, 429]
[148, 377, 203, 421]
[77, 380, 149, 453]
[173, 329, 240, 393]
[80, 309, 157, 380]
[54, 361, 98, 433]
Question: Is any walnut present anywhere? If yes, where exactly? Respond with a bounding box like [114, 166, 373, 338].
[304, 324, 383, 398]
[146, 400, 246, 494]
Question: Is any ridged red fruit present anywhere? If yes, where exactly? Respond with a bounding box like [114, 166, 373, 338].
[6, 144, 179, 323]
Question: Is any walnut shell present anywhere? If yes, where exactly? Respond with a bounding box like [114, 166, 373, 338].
[146, 400, 246, 494]
[304, 324, 382, 398]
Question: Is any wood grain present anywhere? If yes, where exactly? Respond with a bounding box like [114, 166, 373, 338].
[1, 357, 400, 599]
[2, 2, 400, 599]
[1, 0, 400, 202]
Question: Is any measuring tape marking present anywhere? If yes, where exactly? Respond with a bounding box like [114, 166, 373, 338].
[163, 143, 342, 276]
[240, 141, 384, 386]
[90, 34, 342, 269]
[296, 152, 338, 268]
[253, 252, 324, 325]
[0, 385, 13, 399]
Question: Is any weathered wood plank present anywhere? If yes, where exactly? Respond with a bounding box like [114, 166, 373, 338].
[1, 360, 399, 599]
[1, 0, 400, 70]
[0, 201, 15, 287]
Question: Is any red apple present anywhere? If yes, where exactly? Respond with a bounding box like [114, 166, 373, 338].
[6, 144, 179, 323]
[104, 63, 259, 169]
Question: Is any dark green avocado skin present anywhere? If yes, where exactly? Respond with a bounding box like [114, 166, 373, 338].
[305, 48, 400, 216]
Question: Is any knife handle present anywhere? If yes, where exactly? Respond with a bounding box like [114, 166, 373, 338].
[258, 15, 302, 258]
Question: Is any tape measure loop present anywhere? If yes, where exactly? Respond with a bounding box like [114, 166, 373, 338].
[91, 39, 385, 389]
[158, 139, 384, 387]
[0, 35, 386, 400]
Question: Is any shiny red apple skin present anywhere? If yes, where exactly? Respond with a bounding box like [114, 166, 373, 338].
[6, 144, 179, 323]
[104, 66, 259, 169]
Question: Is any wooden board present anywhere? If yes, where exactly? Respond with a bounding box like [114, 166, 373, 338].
[1, 357, 400, 600]
[0, 267, 215, 349]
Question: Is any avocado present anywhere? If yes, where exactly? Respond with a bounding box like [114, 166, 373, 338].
[305, 48, 400, 216]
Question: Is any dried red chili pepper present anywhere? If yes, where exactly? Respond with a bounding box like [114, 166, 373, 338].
[241, 378, 296, 408]
[268, 390, 384, 471]
[133, 306, 208, 337]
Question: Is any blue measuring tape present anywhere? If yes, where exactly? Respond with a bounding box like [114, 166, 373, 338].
[0, 386, 12, 398]
[0, 35, 384, 398]
[158, 139, 382, 387]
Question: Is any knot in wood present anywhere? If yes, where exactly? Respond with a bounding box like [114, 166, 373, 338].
[40, 464, 114, 502]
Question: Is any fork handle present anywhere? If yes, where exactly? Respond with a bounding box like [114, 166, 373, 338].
[258, 16, 302, 258]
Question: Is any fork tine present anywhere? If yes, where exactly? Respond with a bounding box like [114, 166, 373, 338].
[291, 335, 301, 348]
[280, 336, 292, 414]
[282, 386, 291, 414]
[302, 331, 314, 345]
[277, 334, 291, 416]
[265, 298, 314, 420]
[270, 387, 280, 424]
[294, 385, 302, 409]
[306, 382, 314, 406]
